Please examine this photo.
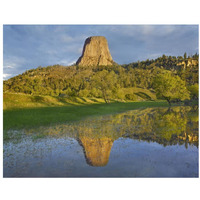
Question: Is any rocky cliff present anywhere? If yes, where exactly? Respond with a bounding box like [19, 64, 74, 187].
[177, 58, 198, 69]
[76, 36, 115, 66]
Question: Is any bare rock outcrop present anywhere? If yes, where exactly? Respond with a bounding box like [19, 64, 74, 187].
[76, 36, 115, 66]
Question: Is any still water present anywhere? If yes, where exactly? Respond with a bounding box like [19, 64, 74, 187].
[4, 106, 199, 177]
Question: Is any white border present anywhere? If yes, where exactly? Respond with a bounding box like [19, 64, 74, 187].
[0, 1, 200, 200]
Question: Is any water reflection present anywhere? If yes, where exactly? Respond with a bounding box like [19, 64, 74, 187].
[78, 137, 113, 166]
[25, 106, 198, 167]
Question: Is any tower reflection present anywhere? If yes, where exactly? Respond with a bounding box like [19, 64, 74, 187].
[78, 136, 114, 166]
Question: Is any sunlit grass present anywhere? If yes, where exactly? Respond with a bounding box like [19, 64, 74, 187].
[3, 89, 157, 110]
[3, 100, 168, 131]
[3, 92, 106, 110]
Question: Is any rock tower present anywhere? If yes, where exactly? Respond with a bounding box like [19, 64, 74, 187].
[76, 36, 115, 66]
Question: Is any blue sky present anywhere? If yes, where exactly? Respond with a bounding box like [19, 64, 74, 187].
[3, 25, 199, 80]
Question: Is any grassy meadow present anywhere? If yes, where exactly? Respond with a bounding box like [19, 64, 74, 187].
[3, 86, 157, 110]
[3, 92, 169, 132]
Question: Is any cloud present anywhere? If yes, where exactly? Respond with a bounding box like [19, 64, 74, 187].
[4, 65, 14, 69]
[67, 60, 76, 66]
[3, 74, 14, 80]
[3, 25, 199, 78]
[58, 59, 76, 66]
[61, 35, 74, 42]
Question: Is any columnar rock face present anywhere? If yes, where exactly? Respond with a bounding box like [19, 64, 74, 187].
[76, 36, 115, 66]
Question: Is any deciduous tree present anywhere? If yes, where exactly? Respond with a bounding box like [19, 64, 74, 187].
[153, 71, 190, 105]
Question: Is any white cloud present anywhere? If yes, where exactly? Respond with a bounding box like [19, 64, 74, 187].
[61, 34, 88, 43]
[67, 60, 76, 66]
[61, 35, 74, 42]
[4, 60, 17, 69]
[3, 56, 29, 79]
[3, 25, 198, 77]
[4, 56, 26, 69]
[58, 59, 76, 66]
[3, 73, 13, 80]
[4, 65, 14, 69]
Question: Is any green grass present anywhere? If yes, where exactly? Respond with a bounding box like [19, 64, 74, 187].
[3, 92, 106, 110]
[3, 88, 157, 110]
[4, 101, 168, 131]
[121, 87, 157, 101]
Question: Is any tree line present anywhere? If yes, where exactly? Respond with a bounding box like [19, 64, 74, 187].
[3, 53, 199, 105]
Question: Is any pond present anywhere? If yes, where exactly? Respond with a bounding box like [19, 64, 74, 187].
[3, 106, 199, 177]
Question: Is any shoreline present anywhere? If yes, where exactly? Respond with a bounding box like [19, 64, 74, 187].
[4, 101, 169, 131]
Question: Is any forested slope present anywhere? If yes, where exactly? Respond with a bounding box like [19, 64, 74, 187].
[3, 54, 198, 103]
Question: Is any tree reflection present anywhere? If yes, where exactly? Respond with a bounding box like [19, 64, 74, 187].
[122, 106, 198, 148]
[26, 106, 198, 167]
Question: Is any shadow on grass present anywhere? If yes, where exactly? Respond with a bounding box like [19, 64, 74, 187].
[79, 97, 87, 103]
[3, 101, 169, 131]
[90, 98, 99, 103]
[134, 92, 152, 100]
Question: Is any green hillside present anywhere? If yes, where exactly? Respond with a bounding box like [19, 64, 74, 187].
[3, 54, 198, 109]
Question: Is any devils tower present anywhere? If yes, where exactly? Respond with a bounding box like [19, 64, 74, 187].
[76, 36, 115, 66]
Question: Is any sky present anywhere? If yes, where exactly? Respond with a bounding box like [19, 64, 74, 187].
[3, 25, 199, 80]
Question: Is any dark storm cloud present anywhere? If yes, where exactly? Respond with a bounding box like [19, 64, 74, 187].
[3, 25, 198, 79]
